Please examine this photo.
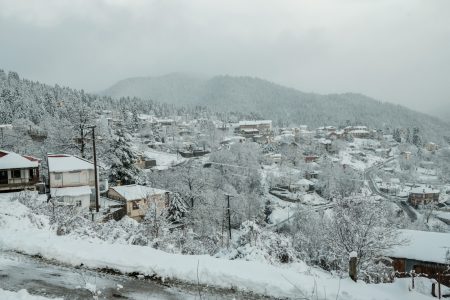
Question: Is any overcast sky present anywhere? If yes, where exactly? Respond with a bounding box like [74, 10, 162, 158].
[0, 0, 449, 118]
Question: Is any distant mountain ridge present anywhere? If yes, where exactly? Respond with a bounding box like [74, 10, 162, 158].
[102, 74, 450, 143]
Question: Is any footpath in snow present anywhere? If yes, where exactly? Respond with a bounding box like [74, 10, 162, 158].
[0, 199, 438, 300]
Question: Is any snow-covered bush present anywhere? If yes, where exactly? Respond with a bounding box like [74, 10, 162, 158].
[360, 257, 395, 283]
[14, 192, 91, 236]
[225, 221, 297, 264]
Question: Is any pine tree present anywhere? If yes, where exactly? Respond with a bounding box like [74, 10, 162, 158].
[264, 199, 273, 224]
[167, 192, 188, 224]
[405, 128, 411, 144]
[393, 129, 401, 143]
[108, 129, 142, 185]
[412, 127, 422, 147]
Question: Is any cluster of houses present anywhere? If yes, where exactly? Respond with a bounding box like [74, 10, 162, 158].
[0, 149, 172, 222]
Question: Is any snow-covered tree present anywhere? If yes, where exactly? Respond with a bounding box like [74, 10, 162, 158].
[167, 192, 189, 224]
[316, 161, 363, 199]
[393, 128, 401, 143]
[412, 127, 422, 148]
[326, 197, 405, 274]
[108, 129, 142, 185]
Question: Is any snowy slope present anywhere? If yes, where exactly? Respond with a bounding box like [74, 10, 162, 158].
[0, 289, 61, 300]
[0, 198, 438, 300]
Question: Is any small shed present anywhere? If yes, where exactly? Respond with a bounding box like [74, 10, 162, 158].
[385, 229, 450, 286]
[107, 184, 170, 221]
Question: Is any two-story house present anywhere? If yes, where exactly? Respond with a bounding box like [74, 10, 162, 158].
[408, 186, 440, 207]
[47, 154, 95, 209]
[0, 150, 40, 192]
[238, 120, 272, 137]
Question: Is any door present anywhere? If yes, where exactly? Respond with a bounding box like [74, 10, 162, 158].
[0, 170, 7, 184]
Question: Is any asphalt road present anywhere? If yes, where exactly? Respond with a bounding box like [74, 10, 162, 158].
[0, 251, 270, 300]
[364, 157, 418, 222]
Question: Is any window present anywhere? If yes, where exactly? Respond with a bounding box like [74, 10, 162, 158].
[29, 169, 35, 182]
[132, 201, 139, 210]
[12, 169, 21, 178]
[76, 200, 82, 207]
[55, 173, 62, 180]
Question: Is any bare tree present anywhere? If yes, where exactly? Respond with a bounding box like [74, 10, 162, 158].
[63, 97, 95, 158]
[326, 197, 406, 272]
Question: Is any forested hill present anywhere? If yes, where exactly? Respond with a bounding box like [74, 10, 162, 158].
[103, 74, 450, 142]
[0, 69, 202, 158]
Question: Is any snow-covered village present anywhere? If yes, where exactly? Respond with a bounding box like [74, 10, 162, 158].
[1, 1, 450, 300]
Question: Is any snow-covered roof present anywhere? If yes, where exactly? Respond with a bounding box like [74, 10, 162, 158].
[137, 114, 156, 121]
[241, 128, 259, 133]
[385, 229, 450, 264]
[331, 130, 345, 135]
[109, 184, 168, 201]
[50, 185, 92, 197]
[0, 150, 39, 169]
[239, 120, 272, 126]
[409, 186, 440, 195]
[320, 139, 332, 145]
[349, 130, 370, 134]
[156, 118, 174, 123]
[390, 178, 401, 184]
[47, 154, 94, 173]
[221, 136, 246, 143]
[294, 179, 314, 186]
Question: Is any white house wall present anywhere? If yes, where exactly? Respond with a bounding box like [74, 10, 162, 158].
[57, 194, 90, 209]
[50, 170, 94, 188]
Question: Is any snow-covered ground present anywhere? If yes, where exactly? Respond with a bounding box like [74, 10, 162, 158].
[269, 193, 329, 224]
[0, 197, 440, 299]
[144, 149, 186, 170]
[0, 289, 61, 300]
[340, 150, 384, 171]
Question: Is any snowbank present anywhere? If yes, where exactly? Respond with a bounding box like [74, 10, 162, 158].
[0, 199, 438, 300]
[0, 289, 61, 300]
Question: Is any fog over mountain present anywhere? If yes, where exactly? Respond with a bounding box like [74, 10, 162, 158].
[102, 73, 450, 142]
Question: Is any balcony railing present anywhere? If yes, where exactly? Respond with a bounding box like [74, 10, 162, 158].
[0, 178, 39, 189]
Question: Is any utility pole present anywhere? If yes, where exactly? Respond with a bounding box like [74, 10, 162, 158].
[349, 251, 358, 282]
[225, 194, 234, 245]
[89, 126, 100, 213]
